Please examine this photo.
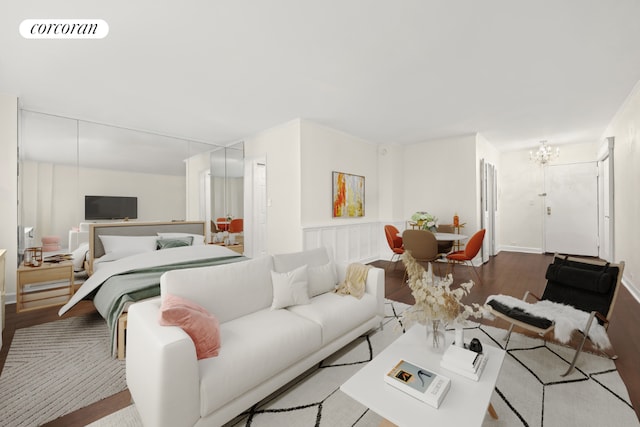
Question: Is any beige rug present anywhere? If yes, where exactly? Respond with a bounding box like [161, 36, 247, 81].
[90, 301, 639, 426]
[0, 313, 126, 426]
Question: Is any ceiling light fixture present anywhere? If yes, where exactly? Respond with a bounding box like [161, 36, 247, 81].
[529, 140, 559, 165]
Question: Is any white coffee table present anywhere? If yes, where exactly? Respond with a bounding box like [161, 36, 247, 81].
[341, 324, 505, 427]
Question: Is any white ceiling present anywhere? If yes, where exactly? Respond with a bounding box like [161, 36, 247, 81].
[2, 1, 640, 152]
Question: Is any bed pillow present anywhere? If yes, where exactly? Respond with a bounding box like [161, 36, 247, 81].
[157, 232, 206, 245]
[71, 243, 89, 271]
[159, 293, 221, 360]
[99, 235, 158, 254]
[157, 236, 194, 249]
[270, 264, 310, 310]
[307, 261, 338, 297]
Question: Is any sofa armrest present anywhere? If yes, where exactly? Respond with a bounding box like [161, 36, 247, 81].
[336, 264, 385, 318]
[126, 299, 201, 427]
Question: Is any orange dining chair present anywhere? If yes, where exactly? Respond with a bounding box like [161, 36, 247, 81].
[384, 225, 404, 271]
[446, 229, 486, 285]
[402, 229, 439, 280]
[229, 218, 243, 233]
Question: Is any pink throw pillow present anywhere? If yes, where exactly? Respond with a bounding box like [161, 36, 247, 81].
[159, 293, 221, 360]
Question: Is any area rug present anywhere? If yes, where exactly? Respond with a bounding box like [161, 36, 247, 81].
[89, 301, 639, 427]
[0, 313, 126, 426]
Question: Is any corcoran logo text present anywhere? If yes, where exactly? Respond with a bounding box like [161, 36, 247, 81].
[20, 19, 109, 39]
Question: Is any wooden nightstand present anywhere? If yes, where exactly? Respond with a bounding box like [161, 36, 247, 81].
[16, 260, 74, 313]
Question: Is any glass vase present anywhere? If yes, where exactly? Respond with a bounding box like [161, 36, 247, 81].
[426, 320, 445, 349]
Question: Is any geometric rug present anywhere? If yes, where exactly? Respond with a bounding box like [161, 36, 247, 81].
[0, 312, 126, 426]
[90, 300, 639, 427]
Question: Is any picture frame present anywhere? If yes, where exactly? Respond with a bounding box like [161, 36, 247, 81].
[332, 171, 365, 218]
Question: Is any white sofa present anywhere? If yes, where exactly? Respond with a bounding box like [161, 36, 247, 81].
[126, 247, 385, 427]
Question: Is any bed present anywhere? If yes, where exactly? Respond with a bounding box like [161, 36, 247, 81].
[58, 221, 247, 357]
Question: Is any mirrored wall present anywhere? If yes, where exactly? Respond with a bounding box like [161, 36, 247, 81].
[18, 110, 243, 254]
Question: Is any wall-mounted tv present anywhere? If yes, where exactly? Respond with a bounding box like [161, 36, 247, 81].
[85, 195, 138, 220]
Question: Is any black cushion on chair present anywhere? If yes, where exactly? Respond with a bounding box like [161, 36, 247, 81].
[542, 257, 619, 321]
[487, 299, 553, 330]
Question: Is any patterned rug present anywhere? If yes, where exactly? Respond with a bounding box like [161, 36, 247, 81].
[0, 313, 126, 426]
[90, 301, 639, 427]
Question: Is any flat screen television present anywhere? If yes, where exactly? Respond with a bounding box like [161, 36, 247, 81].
[85, 195, 138, 220]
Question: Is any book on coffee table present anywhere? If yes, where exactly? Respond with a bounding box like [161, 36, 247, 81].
[440, 344, 488, 381]
[384, 359, 451, 408]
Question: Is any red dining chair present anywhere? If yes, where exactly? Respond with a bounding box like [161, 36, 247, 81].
[446, 229, 486, 285]
[384, 225, 404, 271]
[229, 218, 243, 233]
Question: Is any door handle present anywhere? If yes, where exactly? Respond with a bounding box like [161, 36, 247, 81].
[547, 206, 551, 215]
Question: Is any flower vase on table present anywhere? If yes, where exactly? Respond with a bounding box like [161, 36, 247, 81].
[400, 252, 488, 352]
[426, 320, 445, 349]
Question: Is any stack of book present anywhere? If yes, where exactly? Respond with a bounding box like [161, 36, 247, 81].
[440, 344, 488, 381]
[384, 359, 451, 408]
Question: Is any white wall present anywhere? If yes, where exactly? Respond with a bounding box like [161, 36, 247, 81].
[498, 142, 599, 253]
[244, 119, 302, 254]
[403, 134, 479, 233]
[0, 93, 18, 300]
[21, 161, 186, 248]
[300, 120, 379, 225]
[603, 81, 640, 298]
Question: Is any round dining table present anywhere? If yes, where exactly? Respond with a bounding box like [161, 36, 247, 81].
[398, 231, 468, 241]
[433, 232, 468, 241]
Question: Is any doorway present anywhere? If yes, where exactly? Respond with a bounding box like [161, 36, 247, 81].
[481, 159, 497, 263]
[543, 162, 598, 256]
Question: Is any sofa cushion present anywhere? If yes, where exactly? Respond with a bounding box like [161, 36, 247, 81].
[287, 292, 378, 345]
[307, 262, 338, 297]
[161, 255, 274, 324]
[159, 293, 221, 360]
[199, 308, 322, 416]
[271, 264, 310, 309]
[273, 247, 331, 273]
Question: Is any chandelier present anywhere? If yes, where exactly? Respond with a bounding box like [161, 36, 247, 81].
[529, 140, 559, 165]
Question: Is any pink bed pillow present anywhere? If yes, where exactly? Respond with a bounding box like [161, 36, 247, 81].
[159, 293, 221, 360]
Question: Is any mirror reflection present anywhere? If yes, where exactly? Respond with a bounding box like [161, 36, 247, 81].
[17, 110, 242, 257]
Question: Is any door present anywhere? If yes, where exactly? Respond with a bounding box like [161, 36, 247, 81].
[245, 157, 267, 258]
[544, 162, 598, 256]
[481, 160, 497, 263]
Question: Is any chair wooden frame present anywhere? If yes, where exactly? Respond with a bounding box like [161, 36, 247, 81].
[487, 254, 625, 376]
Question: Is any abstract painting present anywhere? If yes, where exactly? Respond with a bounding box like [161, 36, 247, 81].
[332, 171, 365, 218]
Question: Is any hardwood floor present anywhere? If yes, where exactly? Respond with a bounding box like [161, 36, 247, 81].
[1, 252, 639, 424]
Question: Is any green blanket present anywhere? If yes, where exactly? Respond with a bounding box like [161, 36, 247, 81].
[92, 255, 246, 356]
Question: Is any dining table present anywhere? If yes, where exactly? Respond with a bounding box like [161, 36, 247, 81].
[398, 231, 468, 242]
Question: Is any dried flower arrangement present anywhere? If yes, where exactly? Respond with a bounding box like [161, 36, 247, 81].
[400, 251, 487, 330]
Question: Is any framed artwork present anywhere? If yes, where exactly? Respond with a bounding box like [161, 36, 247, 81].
[332, 171, 365, 218]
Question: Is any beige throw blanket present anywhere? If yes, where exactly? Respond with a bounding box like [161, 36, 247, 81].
[334, 263, 371, 299]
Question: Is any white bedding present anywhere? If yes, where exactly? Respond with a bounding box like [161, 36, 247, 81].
[58, 245, 240, 316]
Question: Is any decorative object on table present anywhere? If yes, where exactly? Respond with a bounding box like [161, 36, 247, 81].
[453, 212, 459, 227]
[23, 247, 43, 267]
[440, 342, 488, 381]
[44, 253, 73, 263]
[332, 171, 365, 218]
[384, 359, 450, 408]
[41, 235, 61, 252]
[401, 252, 487, 348]
[529, 140, 560, 165]
[410, 211, 438, 231]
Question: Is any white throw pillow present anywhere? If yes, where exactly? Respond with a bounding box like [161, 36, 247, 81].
[270, 265, 310, 310]
[307, 261, 338, 297]
[157, 232, 206, 245]
[99, 235, 158, 254]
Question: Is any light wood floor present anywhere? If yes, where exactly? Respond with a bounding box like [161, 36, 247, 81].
[1, 252, 638, 425]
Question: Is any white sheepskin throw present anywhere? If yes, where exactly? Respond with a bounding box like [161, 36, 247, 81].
[486, 294, 612, 349]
